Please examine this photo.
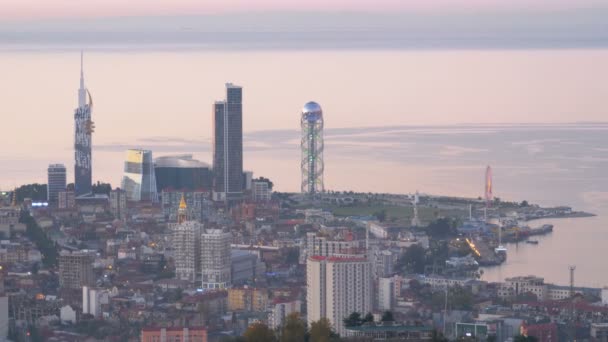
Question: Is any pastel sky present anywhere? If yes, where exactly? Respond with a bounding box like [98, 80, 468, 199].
[3, 0, 608, 20]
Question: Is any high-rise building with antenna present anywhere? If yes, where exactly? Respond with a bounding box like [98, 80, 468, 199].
[301, 102, 324, 195]
[74, 52, 94, 197]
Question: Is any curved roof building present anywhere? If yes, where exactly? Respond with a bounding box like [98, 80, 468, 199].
[154, 155, 212, 192]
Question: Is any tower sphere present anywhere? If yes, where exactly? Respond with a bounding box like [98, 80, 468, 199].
[302, 101, 323, 122]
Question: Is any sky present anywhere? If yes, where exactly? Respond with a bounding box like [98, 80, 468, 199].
[2, 0, 607, 20]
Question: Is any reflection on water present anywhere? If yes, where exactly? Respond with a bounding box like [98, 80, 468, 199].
[481, 216, 608, 287]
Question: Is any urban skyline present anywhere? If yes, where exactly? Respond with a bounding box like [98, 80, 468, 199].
[1, 2, 607, 341]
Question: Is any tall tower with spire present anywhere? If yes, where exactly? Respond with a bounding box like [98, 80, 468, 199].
[79, 51, 86, 108]
[74, 52, 94, 197]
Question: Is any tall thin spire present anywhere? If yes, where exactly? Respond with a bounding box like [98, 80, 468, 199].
[78, 50, 87, 108]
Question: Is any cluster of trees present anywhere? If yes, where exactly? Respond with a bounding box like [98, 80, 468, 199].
[343, 311, 394, 328]
[12, 182, 113, 203]
[396, 239, 449, 275]
[20, 210, 58, 267]
[92, 182, 112, 196]
[222, 314, 338, 342]
[14, 184, 47, 202]
[426, 218, 458, 238]
[373, 209, 387, 222]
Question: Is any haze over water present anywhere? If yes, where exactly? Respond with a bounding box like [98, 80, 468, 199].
[1, 48, 607, 287]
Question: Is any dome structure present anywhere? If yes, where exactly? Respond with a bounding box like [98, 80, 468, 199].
[302, 101, 323, 122]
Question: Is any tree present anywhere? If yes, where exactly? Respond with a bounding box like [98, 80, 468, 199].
[309, 318, 338, 342]
[513, 336, 538, 342]
[397, 244, 426, 274]
[281, 313, 306, 342]
[364, 312, 374, 323]
[426, 218, 457, 238]
[381, 311, 394, 322]
[20, 210, 58, 267]
[520, 200, 529, 207]
[373, 209, 387, 222]
[15, 183, 47, 202]
[92, 182, 112, 195]
[343, 312, 363, 327]
[431, 285, 473, 311]
[431, 330, 449, 342]
[244, 323, 276, 342]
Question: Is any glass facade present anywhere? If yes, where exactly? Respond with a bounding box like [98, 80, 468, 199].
[121, 149, 158, 202]
[154, 155, 212, 192]
[213, 83, 243, 201]
[74, 104, 93, 197]
[47, 164, 67, 204]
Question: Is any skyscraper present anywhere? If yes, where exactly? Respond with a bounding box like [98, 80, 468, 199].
[201, 229, 232, 289]
[213, 83, 243, 202]
[109, 189, 127, 220]
[74, 52, 94, 197]
[301, 101, 324, 195]
[307, 256, 372, 337]
[47, 164, 67, 205]
[58, 250, 95, 289]
[171, 197, 203, 283]
[121, 149, 158, 202]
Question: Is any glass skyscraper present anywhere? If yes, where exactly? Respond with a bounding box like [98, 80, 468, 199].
[74, 52, 93, 197]
[121, 149, 158, 202]
[47, 164, 67, 205]
[212, 83, 243, 202]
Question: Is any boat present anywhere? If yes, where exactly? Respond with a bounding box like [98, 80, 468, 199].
[526, 240, 539, 245]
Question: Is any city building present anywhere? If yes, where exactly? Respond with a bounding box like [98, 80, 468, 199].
[602, 287, 608, 305]
[154, 155, 212, 192]
[82, 286, 108, 318]
[270, 299, 302, 329]
[345, 324, 433, 340]
[374, 249, 395, 278]
[252, 180, 271, 202]
[171, 198, 202, 283]
[58, 191, 75, 209]
[378, 277, 395, 311]
[212, 83, 243, 202]
[0, 296, 7, 340]
[0, 208, 24, 237]
[307, 256, 373, 336]
[231, 250, 265, 285]
[300, 101, 324, 195]
[227, 287, 268, 312]
[243, 171, 253, 191]
[161, 190, 211, 222]
[301, 231, 364, 264]
[109, 189, 127, 220]
[591, 323, 608, 341]
[141, 327, 207, 342]
[201, 229, 232, 289]
[58, 250, 95, 289]
[74, 52, 94, 197]
[122, 149, 158, 202]
[47, 164, 67, 205]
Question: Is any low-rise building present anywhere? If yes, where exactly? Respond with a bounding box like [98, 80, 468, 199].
[141, 327, 207, 342]
[228, 287, 268, 312]
[269, 299, 302, 329]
